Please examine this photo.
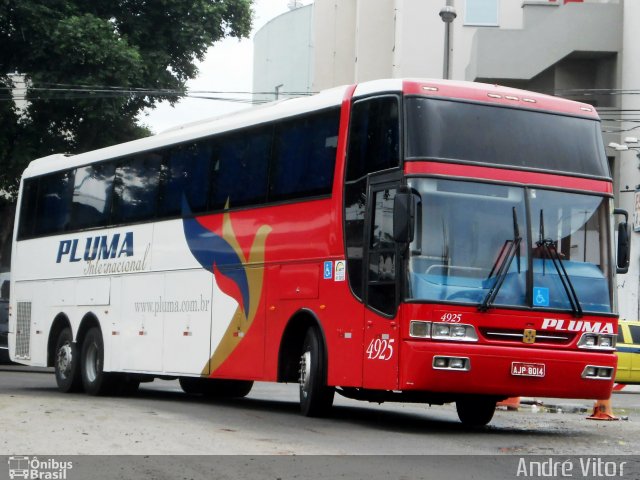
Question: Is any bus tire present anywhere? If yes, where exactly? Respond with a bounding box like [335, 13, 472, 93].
[54, 327, 83, 393]
[456, 396, 496, 427]
[116, 375, 140, 396]
[205, 379, 253, 398]
[80, 327, 115, 396]
[299, 326, 334, 417]
[179, 376, 206, 394]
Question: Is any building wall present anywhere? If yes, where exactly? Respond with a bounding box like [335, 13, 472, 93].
[312, 0, 357, 90]
[253, 0, 639, 319]
[616, 0, 640, 319]
[252, 4, 314, 103]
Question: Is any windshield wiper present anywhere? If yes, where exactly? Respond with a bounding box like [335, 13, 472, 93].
[537, 210, 583, 318]
[479, 207, 521, 312]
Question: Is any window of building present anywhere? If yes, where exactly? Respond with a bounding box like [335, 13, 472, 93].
[465, 0, 499, 26]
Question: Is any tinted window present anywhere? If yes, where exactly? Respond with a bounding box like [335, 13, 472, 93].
[210, 128, 271, 210]
[18, 179, 39, 238]
[112, 153, 162, 223]
[344, 96, 401, 300]
[35, 171, 73, 236]
[406, 98, 609, 178]
[630, 325, 640, 345]
[69, 163, 115, 230]
[367, 187, 397, 315]
[347, 96, 400, 181]
[270, 109, 339, 202]
[160, 141, 213, 216]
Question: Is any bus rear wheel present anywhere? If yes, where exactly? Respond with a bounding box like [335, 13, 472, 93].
[299, 326, 334, 417]
[54, 327, 83, 393]
[456, 396, 497, 427]
[81, 327, 116, 396]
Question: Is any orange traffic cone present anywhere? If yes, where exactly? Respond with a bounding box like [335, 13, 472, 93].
[586, 396, 619, 421]
[497, 397, 521, 411]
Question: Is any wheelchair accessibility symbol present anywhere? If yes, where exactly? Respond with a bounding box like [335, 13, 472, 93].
[323, 261, 333, 280]
[533, 287, 550, 307]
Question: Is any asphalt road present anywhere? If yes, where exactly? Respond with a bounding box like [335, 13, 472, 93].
[1, 366, 639, 479]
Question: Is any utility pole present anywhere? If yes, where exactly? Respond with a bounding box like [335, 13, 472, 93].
[439, 0, 457, 80]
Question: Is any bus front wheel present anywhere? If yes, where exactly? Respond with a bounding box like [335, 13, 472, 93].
[81, 327, 115, 396]
[456, 396, 497, 427]
[299, 326, 334, 417]
[54, 327, 83, 393]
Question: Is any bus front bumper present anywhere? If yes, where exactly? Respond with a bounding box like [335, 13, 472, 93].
[401, 340, 617, 400]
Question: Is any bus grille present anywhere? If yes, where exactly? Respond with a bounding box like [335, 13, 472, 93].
[15, 302, 32, 359]
[480, 328, 574, 345]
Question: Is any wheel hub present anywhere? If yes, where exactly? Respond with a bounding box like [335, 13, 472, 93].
[56, 344, 73, 378]
[299, 351, 311, 397]
[85, 342, 99, 383]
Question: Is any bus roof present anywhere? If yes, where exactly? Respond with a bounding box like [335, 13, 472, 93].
[23, 78, 600, 178]
[23, 84, 350, 178]
[401, 79, 599, 119]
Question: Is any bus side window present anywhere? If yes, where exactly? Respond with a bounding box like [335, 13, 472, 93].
[69, 163, 116, 230]
[270, 109, 339, 202]
[112, 153, 162, 224]
[17, 178, 39, 239]
[159, 140, 213, 217]
[34, 170, 74, 236]
[210, 127, 271, 210]
[344, 96, 401, 301]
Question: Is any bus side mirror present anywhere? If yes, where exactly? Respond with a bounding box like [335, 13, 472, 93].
[614, 208, 630, 274]
[393, 190, 414, 244]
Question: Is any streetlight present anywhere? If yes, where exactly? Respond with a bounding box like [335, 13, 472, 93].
[608, 137, 639, 152]
[608, 139, 640, 166]
[439, 0, 457, 80]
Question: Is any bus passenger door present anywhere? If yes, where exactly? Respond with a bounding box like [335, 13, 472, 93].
[362, 184, 401, 390]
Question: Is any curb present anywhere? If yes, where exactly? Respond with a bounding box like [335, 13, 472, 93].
[0, 365, 53, 374]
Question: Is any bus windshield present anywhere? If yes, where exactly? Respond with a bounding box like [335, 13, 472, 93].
[407, 178, 613, 314]
[405, 97, 610, 178]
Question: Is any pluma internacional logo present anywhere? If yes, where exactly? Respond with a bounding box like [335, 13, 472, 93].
[55, 231, 149, 276]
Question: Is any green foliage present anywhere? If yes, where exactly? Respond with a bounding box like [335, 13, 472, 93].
[0, 0, 253, 195]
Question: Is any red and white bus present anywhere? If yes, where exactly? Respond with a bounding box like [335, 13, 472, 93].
[8, 79, 630, 427]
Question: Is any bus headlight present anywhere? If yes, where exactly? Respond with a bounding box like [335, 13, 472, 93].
[409, 320, 431, 338]
[577, 333, 616, 351]
[409, 321, 478, 342]
[431, 323, 478, 342]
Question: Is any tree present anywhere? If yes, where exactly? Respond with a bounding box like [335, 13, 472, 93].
[0, 0, 252, 193]
[0, 0, 253, 269]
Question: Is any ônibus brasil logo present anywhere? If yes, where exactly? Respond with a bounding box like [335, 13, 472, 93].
[7, 456, 73, 480]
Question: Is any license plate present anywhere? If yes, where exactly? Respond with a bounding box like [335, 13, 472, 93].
[511, 362, 545, 377]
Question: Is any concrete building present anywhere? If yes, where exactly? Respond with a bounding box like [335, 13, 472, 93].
[253, 0, 640, 319]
